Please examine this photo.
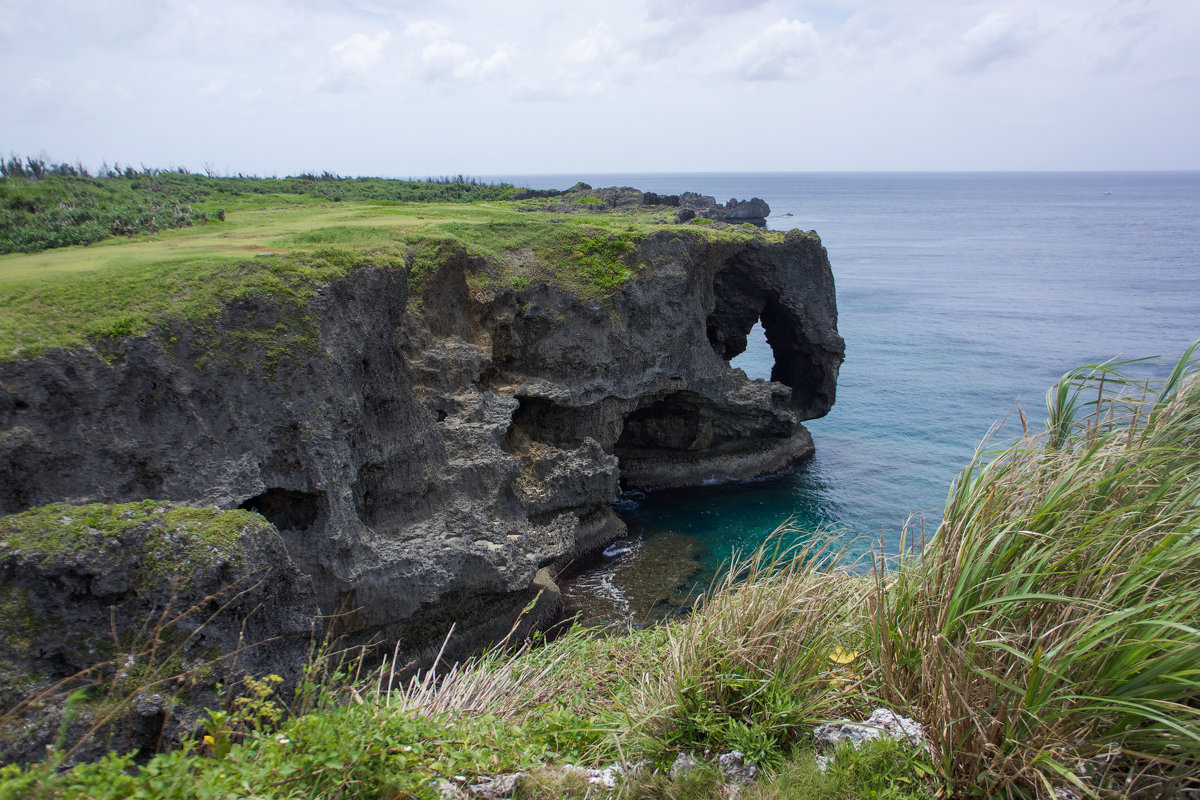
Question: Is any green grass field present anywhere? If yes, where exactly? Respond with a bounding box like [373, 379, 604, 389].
[0, 188, 770, 362]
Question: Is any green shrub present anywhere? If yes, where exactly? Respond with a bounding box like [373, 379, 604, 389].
[575, 231, 638, 291]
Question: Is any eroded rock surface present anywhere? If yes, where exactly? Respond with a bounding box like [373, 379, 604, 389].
[0, 213, 842, 670]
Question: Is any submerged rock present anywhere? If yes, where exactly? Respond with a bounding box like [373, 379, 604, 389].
[559, 531, 704, 628]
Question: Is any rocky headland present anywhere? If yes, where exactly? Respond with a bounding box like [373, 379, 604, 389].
[0, 187, 842, 758]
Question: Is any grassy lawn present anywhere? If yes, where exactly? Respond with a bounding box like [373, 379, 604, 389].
[0, 193, 769, 362]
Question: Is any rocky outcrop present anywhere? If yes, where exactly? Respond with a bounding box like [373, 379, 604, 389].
[0, 214, 842, 674]
[680, 192, 771, 226]
[0, 502, 319, 764]
[527, 184, 770, 227]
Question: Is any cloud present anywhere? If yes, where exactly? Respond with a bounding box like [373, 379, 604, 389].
[199, 71, 233, 96]
[404, 20, 450, 39]
[419, 37, 514, 83]
[949, 11, 1041, 73]
[19, 77, 52, 96]
[566, 23, 618, 64]
[454, 43, 516, 81]
[645, 0, 768, 22]
[419, 38, 471, 80]
[731, 18, 820, 81]
[332, 30, 391, 72]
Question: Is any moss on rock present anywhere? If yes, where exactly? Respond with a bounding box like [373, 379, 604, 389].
[0, 501, 261, 591]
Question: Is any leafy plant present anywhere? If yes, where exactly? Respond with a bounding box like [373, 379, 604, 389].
[575, 231, 638, 290]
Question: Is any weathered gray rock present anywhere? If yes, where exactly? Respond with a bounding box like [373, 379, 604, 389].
[679, 192, 770, 226]
[467, 771, 527, 798]
[670, 752, 702, 780]
[812, 708, 929, 753]
[717, 751, 759, 784]
[0, 215, 842, 681]
[436, 778, 465, 799]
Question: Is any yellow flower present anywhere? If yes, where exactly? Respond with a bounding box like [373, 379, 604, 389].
[828, 646, 859, 665]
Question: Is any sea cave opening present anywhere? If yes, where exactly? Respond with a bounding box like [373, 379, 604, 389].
[705, 263, 829, 416]
[729, 320, 774, 381]
[616, 392, 709, 455]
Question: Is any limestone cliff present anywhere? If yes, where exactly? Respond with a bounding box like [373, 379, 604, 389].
[0, 216, 843, 667]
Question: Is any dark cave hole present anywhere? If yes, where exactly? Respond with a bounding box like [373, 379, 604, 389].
[616, 392, 706, 454]
[239, 488, 324, 532]
[759, 302, 825, 411]
[706, 270, 826, 412]
[506, 396, 589, 450]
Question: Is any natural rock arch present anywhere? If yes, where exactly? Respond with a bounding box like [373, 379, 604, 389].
[705, 244, 839, 419]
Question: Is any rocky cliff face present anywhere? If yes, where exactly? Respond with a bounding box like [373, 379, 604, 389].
[0, 223, 843, 666]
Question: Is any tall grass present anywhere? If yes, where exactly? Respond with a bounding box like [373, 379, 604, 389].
[873, 344, 1200, 798]
[632, 531, 874, 767]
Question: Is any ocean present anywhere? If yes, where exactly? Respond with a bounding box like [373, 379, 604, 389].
[490, 172, 1200, 626]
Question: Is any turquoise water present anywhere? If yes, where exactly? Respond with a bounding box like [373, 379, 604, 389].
[493, 173, 1200, 625]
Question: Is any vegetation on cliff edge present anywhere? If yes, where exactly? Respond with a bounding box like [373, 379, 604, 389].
[1, 348, 1196, 799]
[0, 159, 517, 254]
[1, 170, 782, 362]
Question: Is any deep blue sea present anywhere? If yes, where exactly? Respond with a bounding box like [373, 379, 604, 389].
[490, 172, 1200, 625]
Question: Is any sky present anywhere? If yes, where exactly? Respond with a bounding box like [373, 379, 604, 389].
[2, 0, 1198, 176]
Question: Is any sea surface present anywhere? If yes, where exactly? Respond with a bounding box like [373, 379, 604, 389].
[489, 172, 1200, 626]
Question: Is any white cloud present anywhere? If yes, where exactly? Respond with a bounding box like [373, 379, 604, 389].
[19, 77, 52, 96]
[199, 71, 232, 96]
[1, 0, 1197, 172]
[404, 20, 451, 39]
[454, 43, 516, 81]
[332, 30, 391, 72]
[419, 38, 471, 81]
[417, 34, 516, 83]
[566, 24, 618, 64]
[949, 11, 1041, 73]
[645, 0, 769, 22]
[732, 18, 820, 81]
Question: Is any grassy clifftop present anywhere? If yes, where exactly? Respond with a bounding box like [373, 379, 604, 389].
[0, 172, 777, 362]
